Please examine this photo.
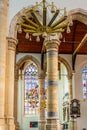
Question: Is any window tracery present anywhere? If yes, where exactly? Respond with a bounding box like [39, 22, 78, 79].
[24, 63, 39, 115]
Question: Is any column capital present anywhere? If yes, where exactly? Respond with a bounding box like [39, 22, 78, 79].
[44, 33, 61, 51]
[7, 37, 18, 51]
[45, 39, 59, 50]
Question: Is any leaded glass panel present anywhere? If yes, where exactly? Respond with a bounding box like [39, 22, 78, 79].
[82, 66, 87, 99]
[24, 63, 39, 115]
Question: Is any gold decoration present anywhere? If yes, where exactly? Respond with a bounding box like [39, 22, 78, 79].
[17, 0, 72, 41]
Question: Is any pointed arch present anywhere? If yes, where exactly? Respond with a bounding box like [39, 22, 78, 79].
[16, 55, 40, 73]
[58, 56, 72, 79]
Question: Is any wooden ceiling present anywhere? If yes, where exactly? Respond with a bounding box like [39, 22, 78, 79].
[17, 20, 87, 54]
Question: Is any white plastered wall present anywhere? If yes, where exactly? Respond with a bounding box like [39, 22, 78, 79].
[75, 55, 87, 130]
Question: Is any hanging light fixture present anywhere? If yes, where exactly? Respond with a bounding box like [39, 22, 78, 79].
[36, 36, 40, 42]
[17, 24, 22, 33]
[17, 0, 73, 42]
[66, 25, 71, 33]
[25, 32, 29, 39]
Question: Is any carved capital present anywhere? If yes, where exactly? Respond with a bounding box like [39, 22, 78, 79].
[45, 39, 60, 51]
[7, 37, 18, 51]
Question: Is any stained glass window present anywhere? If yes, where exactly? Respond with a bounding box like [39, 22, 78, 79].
[82, 66, 87, 99]
[24, 63, 39, 115]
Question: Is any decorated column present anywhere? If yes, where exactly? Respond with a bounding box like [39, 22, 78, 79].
[38, 70, 46, 130]
[0, 0, 9, 129]
[7, 37, 18, 130]
[45, 34, 61, 130]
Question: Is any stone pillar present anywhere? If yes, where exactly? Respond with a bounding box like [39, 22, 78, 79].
[72, 72, 77, 130]
[45, 34, 61, 130]
[0, 0, 9, 129]
[14, 67, 18, 122]
[17, 69, 22, 129]
[38, 70, 46, 130]
[14, 67, 20, 130]
[68, 76, 73, 101]
[68, 74, 77, 130]
[68, 76, 73, 130]
[6, 37, 18, 130]
[72, 71, 75, 99]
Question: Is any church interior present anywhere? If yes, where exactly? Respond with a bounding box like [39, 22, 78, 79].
[0, 0, 87, 130]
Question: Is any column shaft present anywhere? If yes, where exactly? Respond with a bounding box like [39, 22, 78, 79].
[68, 77, 73, 101]
[45, 38, 60, 130]
[38, 70, 46, 130]
[6, 37, 17, 130]
[0, 0, 9, 129]
[14, 68, 20, 130]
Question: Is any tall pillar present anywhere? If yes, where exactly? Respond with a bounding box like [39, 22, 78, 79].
[38, 70, 46, 130]
[0, 0, 9, 129]
[14, 67, 18, 123]
[45, 34, 60, 130]
[68, 76, 73, 102]
[72, 71, 75, 99]
[68, 74, 77, 130]
[68, 76, 73, 130]
[17, 69, 22, 129]
[14, 67, 20, 130]
[6, 37, 18, 130]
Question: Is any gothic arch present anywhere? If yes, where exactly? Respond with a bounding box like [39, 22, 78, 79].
[68, 8, 87, 25]
[16, 55, 41, 73]
[8, 5, 33, 39]
[58, 56, 72, 79]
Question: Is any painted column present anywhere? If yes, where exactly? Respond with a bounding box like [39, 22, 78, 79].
[7, 37, 18, 130]
[38, 70, 46, 130]
[0, 0, 9, 129]
[45, 34, 61, 130]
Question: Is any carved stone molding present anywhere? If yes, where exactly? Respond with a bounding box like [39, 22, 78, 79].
[45, 39, 60, 51]
[7, 37, 18, 51]
[16, 55, 40, 73]
[68, 8, 87, 25]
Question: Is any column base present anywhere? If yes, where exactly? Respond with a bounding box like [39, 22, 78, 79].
[0, 118, 7, 130]
[6, 117, 15, 130]
[15, 121, 20, 130]
[46, 118, 61, 130]
[69, 118, 77, 130]
[38, 120, 46, 130]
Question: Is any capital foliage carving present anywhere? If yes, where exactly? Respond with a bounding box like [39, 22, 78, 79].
[7, 37, 18, 51]
[45, 39, 60, 51]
